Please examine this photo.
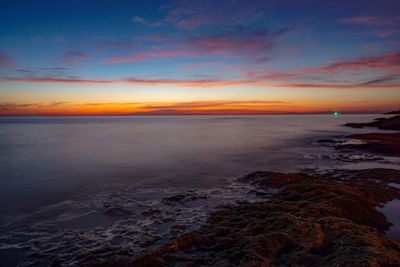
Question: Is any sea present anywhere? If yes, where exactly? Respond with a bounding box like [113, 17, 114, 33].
[0, 115, 399, 265]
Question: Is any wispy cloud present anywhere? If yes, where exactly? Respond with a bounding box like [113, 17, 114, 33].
[339, 16, 400, 26]
[103, 42, 135, 50]
[184, 27, 291, 60]
[245, 52, 400, 84]
[106, 50, 178, 64]
[338, 15, 400, 37]
[182, 61, 223, 66]
[165, 0, 270, 29]
[0, 77, 112, 84]
[0, 102, 67, 111]
[104, 26, 292, 65]
[0, 53, 14, 68]
[60, 51, 92, 65]
[357, 76, 396, 86]
[14, 67, 79, 75]
[1, 75, 399, 89]
[144, 100, 288, 108]
[133, 16, 161, 27]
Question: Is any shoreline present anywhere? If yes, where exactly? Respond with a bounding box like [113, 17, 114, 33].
[1, 114, 400, 266]
[92, 114, 400, 266]
[104, 169, 400, 266]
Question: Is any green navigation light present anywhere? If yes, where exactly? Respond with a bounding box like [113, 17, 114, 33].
[333, 112, 341, 116]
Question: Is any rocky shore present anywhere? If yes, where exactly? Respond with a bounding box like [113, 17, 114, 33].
[89, 114, 400, 266]
[338, 133, 400, 156]
[339, 115, 400, 156]
[345, 115, 400, 130]
[91, 169, 400, 266]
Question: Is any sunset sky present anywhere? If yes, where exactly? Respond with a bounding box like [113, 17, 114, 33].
[0, 0, 399, 115]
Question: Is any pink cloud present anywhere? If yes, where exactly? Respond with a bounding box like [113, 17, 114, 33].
[246, 52, 400, 81]
[1, 76, 399, 90]
[183, 61, 222, 66]
[339, 16, 399, 26]
[61, 51, 92, 65]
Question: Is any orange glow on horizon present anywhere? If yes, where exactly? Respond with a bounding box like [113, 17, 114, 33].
[1, 100, 398, 116]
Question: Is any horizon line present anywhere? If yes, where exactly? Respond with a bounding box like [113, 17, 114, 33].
[0, 111, 387, 117]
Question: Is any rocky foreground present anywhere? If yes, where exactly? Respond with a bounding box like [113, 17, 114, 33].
[87, 114, 400, 266]
[90, 169, 400, 266]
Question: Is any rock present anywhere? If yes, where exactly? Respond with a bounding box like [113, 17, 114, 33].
[162, 192, 207, 204]
[140, 236, 162, 247]
[384, 110, 400, 115]
[142, 209, 161, 216]
[345, 115, 400, 130]
[239, 171, 312, 189]
[97, 170, 400, 266]
[104, 207, 133, 217]
[170, 224, 189, 230]
[345, 123, 365, 128]
[338, 133, 400, 156]
[378, 115, 400, 130]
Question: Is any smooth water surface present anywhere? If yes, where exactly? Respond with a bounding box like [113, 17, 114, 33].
[0, 114, 397, 221]
[1, 114, 400, 265]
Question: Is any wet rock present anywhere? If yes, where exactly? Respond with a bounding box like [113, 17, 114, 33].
[162, 192, 208, 205]
[104, 207, 133, 217]
[345, 115, 400, 130]
[139, 235, 162, 247]
[141, 209, 161, 216]
[98, 170, 400, 266]
[384, 110, 400, 115]
[338, 133, 400, 156]
[345, 123, 365, 128]
[239, 171, 313, 189]
[170, 224, 189, 230]
[161, 217, 175, 223]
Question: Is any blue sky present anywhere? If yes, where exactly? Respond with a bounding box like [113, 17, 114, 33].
[0, 0, 399, 115]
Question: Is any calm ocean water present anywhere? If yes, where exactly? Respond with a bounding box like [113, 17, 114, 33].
[0, 115, 399, 265]
[0, 114, 398, 218]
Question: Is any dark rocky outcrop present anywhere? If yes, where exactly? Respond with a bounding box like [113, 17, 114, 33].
[341, 114, 400, 156]
[384, 110, 400, 115]
[90, 170, 400, 266]
[345, 115, 400, 130]
[338, 133, 400, 156]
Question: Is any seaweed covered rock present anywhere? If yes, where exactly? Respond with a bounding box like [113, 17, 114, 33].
[93, 170, 400, 266]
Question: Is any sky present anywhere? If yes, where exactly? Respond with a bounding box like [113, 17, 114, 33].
[0, 0, 399, 115]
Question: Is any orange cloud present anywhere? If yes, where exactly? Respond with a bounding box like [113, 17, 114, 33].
[0, 100, 294, 116]
[106, 51, 179, 63]
[1, 99, 398, 116]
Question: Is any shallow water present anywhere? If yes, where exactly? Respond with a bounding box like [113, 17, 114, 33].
[377, 198, 400, 241]
[0, 114, 399, 265]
